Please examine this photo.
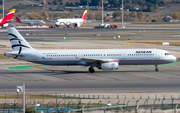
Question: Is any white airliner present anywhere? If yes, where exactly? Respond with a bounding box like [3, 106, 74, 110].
[16, 16, 45, 25]
[5, 27, 177, 73]
[55, 10, 87, 28]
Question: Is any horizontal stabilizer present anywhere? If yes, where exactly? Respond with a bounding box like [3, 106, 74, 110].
[8, 53, 25, 57]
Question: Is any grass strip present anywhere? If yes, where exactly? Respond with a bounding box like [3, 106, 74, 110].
[0, 54, 12, 60]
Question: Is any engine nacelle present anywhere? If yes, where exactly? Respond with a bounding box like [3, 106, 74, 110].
[66, 22, 71, 25]
[28, 23, 33, 26]
[55, 21, 65, 26]
[100, 62, 118, 70]
[74, 23, 81, 27]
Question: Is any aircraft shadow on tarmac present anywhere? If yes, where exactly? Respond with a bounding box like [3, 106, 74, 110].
[31, 66, 154, 74]
[50, 70, 156, 75]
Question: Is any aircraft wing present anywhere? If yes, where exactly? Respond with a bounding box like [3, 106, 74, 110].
[47, 20, 56, 22]
[79, 57, 119, 63]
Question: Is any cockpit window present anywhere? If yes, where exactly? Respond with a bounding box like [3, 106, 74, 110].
[165, 53, 171, 55]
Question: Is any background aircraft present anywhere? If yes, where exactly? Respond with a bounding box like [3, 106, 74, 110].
[0, 9, 16, 25]
[5, 27, 176, 73]
[55, 10, 87, 28]
[16, 16, 45, 25]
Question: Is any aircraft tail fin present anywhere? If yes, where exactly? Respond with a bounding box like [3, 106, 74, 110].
[15, 16, 21, 23]
[7, 27, 34, 52]
[82, 10, 87, 22]
[0, 9, 16, 25]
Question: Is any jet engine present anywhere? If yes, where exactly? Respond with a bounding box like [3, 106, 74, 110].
[66, 22, 71, 25]
[74, 23, 81, 27]
[28, 23, 33, 26]
[97, 62, 118, 70]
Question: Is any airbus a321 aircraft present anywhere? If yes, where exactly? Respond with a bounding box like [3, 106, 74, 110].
[55, 10, 87, 28]
[0, 9, 16, 25]
[5, 27, 176, 73]
[16, 16, 45, 25]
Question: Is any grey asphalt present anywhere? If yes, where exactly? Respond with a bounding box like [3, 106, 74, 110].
[12, 28, 180, 35]
[0, 63, 179, 94]
[1, 28, 180, 35]
[0, 27, 180, 95]
[1, 28, 180, 41]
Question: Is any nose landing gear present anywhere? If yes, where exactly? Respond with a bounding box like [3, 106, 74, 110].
[155, 64, 159, 72]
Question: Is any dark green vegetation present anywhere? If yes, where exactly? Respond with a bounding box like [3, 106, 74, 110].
[80, 0, 171, 12]
[0, 0, 2, 5]
[0, 0, 179, 22]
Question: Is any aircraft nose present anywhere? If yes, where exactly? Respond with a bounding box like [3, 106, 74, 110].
[171, 55, 177, 61]
[55, 22, 58, 25]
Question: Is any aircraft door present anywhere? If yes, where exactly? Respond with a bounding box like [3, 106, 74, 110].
[122, 52, 126, 60]
[78, 53, 84, 59]
[155, 50, 160, 59]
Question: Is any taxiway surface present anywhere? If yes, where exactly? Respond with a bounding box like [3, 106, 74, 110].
[1, 27, 180, 94]
[0, 60, 179, 94]
[1, 28, 180, 35]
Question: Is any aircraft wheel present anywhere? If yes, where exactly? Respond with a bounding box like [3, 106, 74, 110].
[155, 68, 159, 72]
[155, 64, 159, 72]
[89, 67, 95, 73]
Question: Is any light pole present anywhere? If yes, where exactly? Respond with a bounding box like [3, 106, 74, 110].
[88, 101, 91, 111]
[4, 91, 6, 103]
[87, 1, 89, 12]
[102, 0, 104, 24]
[106, 101, 111, 112]
[97, 100, 101, 110]
[16, 83, 25, 113]
[122, 0, 124, 28]
[3, 0, 4, 18]
[117, 100, 120, 112]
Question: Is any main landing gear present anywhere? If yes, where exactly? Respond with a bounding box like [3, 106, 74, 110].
[89, 67, 95, 73]
[155, 64, 159, 72]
